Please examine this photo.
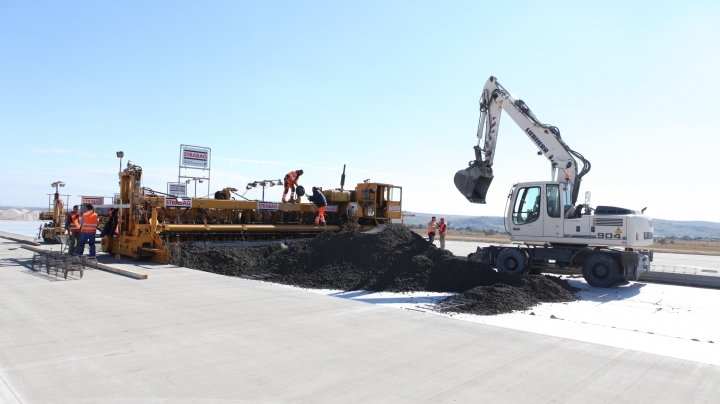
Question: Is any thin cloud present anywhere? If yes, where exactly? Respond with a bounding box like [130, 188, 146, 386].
[31, 148, 93, 157]
[216, 157, 283, 165]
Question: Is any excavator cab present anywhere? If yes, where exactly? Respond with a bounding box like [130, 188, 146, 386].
[454, 162, 493, 204]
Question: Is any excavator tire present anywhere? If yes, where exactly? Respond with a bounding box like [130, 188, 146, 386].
[496, 249, 527, 275]
[582, 253, 620, 288]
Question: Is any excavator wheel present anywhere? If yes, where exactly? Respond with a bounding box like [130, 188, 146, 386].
[495, 249, 527, 275]
[582, 253, 620, 288]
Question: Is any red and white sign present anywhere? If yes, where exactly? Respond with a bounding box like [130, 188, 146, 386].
[181, 146, 210, 168]
[165, 197, 192, 208]
[258, 202, 279, 210]
[389, 206, 401, 212]
[167, 182, 187, 197]
[324, 205, 338, 212]
[81, 196, 104, 205]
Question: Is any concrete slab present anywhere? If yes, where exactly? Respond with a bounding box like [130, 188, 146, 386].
[1, 238, 720, 402]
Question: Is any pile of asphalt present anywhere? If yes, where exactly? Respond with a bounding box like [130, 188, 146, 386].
[171, 225, 578, 315]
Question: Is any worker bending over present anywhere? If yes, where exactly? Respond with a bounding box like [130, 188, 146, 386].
[282, 169, 304, 203]
[307, 187, 327, 225]
[76, 204, 98, 256]
[438, 217, 448, 250]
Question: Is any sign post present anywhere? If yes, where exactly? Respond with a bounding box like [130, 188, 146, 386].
[178, 144, 211, 198]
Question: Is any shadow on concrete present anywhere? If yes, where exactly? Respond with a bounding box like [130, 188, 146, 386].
[573, 280, 646, 303]
[349, 296, 452, 305]
[6, 257, 83, 282]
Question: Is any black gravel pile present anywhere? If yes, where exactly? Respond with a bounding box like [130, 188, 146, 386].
[171, 225, 578, 314]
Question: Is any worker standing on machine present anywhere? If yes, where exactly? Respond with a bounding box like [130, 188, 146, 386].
[438, 217, 448, 250]
[307, 186, 327, 226]
[427, 216, 438, 244]
[76, 204, 98, 256]
[64, 205, 81, 255]
[282, 169, 304, 203]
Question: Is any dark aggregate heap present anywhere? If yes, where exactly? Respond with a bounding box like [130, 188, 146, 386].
[171, 225, 579, 315]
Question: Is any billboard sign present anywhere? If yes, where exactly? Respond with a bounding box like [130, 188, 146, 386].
[167, 182, 187, 197]
[181, 146, 210, 168]
[81, 196, 104, 205]
[165, 197, 193, 208]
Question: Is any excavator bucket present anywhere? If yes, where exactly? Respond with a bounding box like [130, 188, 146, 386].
[454, 165, 493, 204]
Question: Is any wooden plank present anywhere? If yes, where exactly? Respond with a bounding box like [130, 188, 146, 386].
[0, 232, 41, 246]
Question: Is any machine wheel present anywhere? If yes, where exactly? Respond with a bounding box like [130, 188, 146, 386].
[496, 249, 527, 275]
[582, 253, 620, 288]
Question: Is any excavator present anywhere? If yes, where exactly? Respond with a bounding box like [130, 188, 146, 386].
[455, 76, 654, 287]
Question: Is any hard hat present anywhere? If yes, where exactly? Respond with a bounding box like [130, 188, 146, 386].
[296, 169, 304, 175]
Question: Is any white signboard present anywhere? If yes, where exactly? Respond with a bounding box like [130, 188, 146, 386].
[325, 205, 338, 212]
[167, 182, 187, 197]
[81, 196, 104, 205]
[181, 146, 210, 168]
[258, 202, 279, 210]
[165, 197, 192, 208]
[389, 206, 401, 212]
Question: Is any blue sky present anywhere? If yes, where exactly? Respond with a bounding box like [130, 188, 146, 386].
[1, 1, 718, 221]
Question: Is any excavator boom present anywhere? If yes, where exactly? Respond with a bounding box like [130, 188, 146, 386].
[455, 76, 590, 204]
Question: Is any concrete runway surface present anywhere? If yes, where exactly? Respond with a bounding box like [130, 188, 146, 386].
[1, 238, 720, 403]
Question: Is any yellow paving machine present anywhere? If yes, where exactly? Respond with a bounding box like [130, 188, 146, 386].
[99, 162, 403, 263]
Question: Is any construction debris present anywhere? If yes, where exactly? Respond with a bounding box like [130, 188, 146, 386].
[171, 225, 579, 315]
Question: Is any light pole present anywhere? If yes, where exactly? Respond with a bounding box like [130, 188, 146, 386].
[116, 151, 124, 173]
[246, 179, 282, 202]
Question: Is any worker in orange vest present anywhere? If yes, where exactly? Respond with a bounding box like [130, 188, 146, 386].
[64, 205, 81, 255]
[438, 217, 448, 250]
[76, 204, 99, 256]
[282, 169, 304, 203]
[427, 216, 438, 244]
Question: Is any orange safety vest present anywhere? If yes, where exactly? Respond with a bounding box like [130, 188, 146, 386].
[439, 222, 448, 236]
[284, 171, 299, 186]
[427, 220, 437, 234]
[68, 213, 81, 233]
[81, 211, 98, 233]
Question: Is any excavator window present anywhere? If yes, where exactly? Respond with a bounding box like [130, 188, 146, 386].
[546, 185, 561, 218]
[513, 186, 541, 225]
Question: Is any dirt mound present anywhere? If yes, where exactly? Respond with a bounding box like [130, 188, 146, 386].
[171, 225, 579, 314]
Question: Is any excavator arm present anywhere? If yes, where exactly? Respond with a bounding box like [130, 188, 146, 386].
[455, 76, 591, 204]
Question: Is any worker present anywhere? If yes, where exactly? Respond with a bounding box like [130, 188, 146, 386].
[64, 205, 81, 255]
[427, 216, 438, 244]
[282, 169, 304, 203]
[307, 186, 327, 225]
[100, 208, 120, 239]
[438, 217, 448, 250]
[76, 204, 98, 256]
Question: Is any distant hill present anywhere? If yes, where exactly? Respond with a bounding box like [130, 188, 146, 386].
[403, 212, 720, 239]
